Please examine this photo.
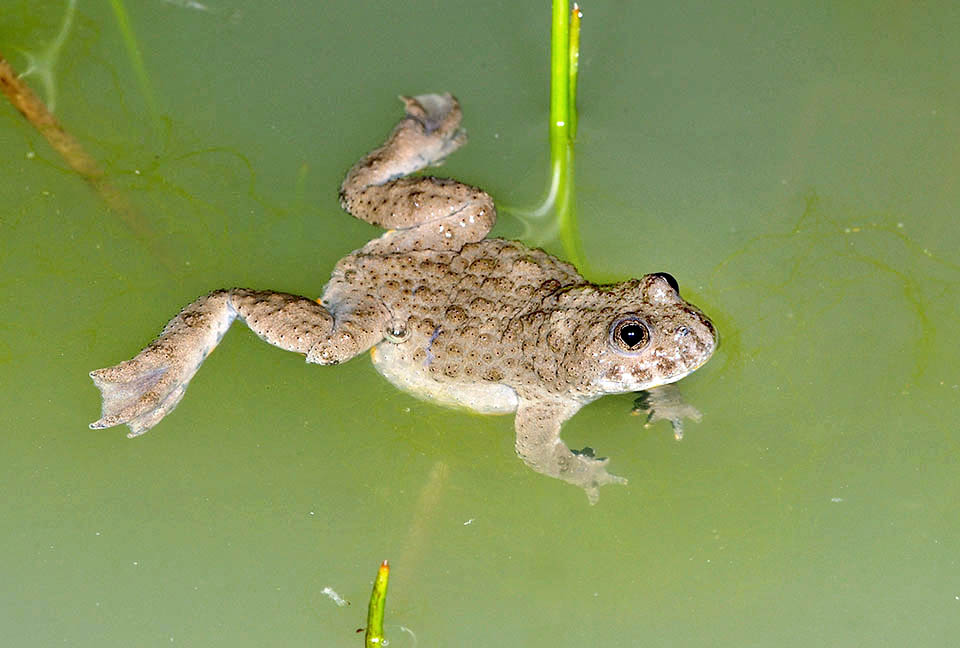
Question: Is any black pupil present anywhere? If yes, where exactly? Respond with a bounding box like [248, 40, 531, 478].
[619, 323, 646, 348]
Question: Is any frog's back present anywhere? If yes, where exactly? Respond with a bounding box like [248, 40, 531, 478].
[322, 238, 584, 413]
[327, 238, 583, 322]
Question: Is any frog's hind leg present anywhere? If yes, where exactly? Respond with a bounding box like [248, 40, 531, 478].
[341, 93, 467, 194]
[339, 93, 496, 253]
[89, 289, 384, 437]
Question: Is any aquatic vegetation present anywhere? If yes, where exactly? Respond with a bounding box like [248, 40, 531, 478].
[507, 1, 584, 266]
[160, 0, 215, 13]
[550, 0, 583, 266]
[16, 0, 77, 112]
[109, 0, 161, 130]
[365, 560, 389, 648]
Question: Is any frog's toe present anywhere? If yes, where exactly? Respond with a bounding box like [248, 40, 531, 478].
[122, 384, 187, 438]
[583, 483, 601, 506]
[582, 471, 628, 505]
[607, 473, 629, 487]
[594, 461, 628, 487]
[88, 361, 183, 436]
[632, 385, 703, 440]
[576, 456, 627, 504]
[400, 93, 467, 165]
[404, 92, 461, 133]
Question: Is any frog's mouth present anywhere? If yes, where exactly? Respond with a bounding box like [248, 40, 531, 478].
[675, 315, 718, 376]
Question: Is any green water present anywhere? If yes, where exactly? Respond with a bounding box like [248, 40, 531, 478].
[2, 1, 958, 646]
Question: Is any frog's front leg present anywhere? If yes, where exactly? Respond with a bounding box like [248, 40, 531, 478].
[514, 399, 628, 504]
[631, 383, 703, 440]
[89, 289, 386, 437]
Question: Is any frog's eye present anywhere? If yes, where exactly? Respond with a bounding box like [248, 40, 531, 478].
[651, 272, 680, 294]
[610, 317, 650, 352]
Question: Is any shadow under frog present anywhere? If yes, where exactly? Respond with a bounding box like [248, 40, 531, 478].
[89, 93, 717, 503]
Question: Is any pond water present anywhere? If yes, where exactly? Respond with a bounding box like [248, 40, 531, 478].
[2, 1, 958, 646]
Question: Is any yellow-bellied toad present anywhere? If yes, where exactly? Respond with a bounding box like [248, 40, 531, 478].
[90, 94, 717, 502]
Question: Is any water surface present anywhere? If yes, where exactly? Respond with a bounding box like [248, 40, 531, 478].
[1, 1, 958, 646]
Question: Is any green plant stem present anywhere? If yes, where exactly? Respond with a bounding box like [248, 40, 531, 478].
[551, 0, 584, 266]
[568, 3, 582, 139]
[109, 0, 161, 132]
[364, 560, 389, 648]
[17, 0, 76, 112]
[550, 0, 570, 152]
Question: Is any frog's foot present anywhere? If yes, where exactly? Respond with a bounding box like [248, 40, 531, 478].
[90, 357, 190, 438]
[399, 93, 468, 167]
[340, 92, 467, 203]
[515, 399, 627, 504]
[89, 290, 236, 437]
[631, 383, 703, 440]
[89, 289, 341, 438]
[561, 453, 628, 506]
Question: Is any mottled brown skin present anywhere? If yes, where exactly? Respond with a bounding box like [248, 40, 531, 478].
[90, 93, 717, 502]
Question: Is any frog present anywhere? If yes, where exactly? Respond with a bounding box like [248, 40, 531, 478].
[89, 93, 717, 503]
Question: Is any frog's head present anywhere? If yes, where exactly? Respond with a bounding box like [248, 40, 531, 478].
[554, 273, 718, 396]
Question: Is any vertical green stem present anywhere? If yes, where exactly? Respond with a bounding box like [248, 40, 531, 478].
[503, 2, 584, 262]
[16, 0, 76, 112]
[550, 1, 570, 154]
[568, 3, 582, 139]
[109, 0, 161, 133]
[551, 0, 583, 266]
[364, 560, 389, 648]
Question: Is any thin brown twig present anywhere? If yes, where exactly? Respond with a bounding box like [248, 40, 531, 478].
[0, 51, 175, 272]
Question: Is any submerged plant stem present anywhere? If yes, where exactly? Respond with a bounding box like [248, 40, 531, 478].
[16, 0, 76, 112]
[109, 0, 162, 133]
[1, 54, 99, 180]
[0, 52, 174, 272]
[365, 560, 390, 648]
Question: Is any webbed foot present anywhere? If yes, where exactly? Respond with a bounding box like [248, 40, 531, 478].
[562, 453, 628, 506]
[89, 359, 189, 438]
[89, 291, 234, 437]
[632, 384, 703, 440]
[90, 289, 341, 437]
[399, 92, 468, 167]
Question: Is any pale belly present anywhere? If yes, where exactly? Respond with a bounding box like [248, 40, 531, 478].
[370, 343, 519, 415]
